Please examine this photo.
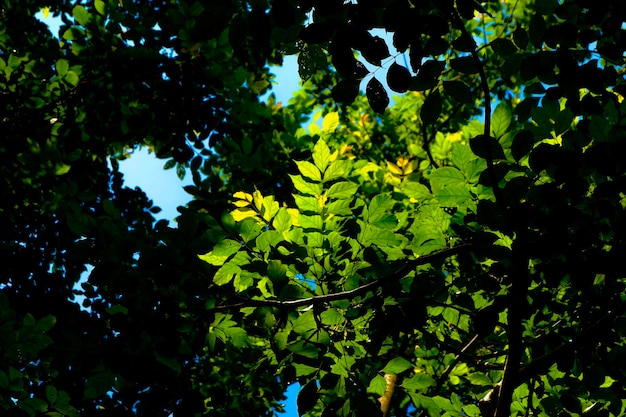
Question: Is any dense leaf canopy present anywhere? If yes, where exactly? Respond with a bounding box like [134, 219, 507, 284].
[2, 1, 626, 417]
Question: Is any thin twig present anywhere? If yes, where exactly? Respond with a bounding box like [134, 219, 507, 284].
[448, 7, 505, 211]
[210, 244, 473, 311]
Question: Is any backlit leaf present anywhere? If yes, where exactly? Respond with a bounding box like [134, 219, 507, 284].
[322, 112, 339, 133]
[327, 181, 359, 199]
[313, 139, 332, 172]
[383, 357, 413, 374]
[491, 102, 512, 138]
[295, 160, 322, 182]
[72, 5, 90, 25]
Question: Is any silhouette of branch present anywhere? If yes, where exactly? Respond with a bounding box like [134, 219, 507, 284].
[210, 245, 473, 311]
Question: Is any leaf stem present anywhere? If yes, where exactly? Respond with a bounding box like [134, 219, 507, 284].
[210, 245, 472, 310]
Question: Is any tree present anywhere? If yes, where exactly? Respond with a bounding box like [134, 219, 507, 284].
[2, 0, 626, 417]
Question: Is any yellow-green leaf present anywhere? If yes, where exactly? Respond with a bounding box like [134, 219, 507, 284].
[322, 112, 339, 133]
[313, 139, 332, 172]
[295, 160, 322, 182]
[55, 163, 71, 175]
[73, 5, 90, 26]
[198, 239, 241, 266]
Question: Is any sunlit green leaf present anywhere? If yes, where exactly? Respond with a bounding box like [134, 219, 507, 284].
[382, 357, 413, 374]
[295, 160, 322, 182]
[327, 181, 359, 200]
[491, 102, 512, 138]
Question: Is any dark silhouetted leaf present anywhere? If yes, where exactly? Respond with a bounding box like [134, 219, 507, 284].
[358, 34, 390, 67]
[450, 56, 479, 74]
[330, 42, 369, 79]
[300, 22, 335, 44]
[529, 13, 546, 49]
[470, 135, 506, 160]
[408, 41, 424, 73]
[513, 27, 528, 49]
[366, 77, 389, 114]
[332, 78, 360, 104]
[387, 62, 412, 93]
[297, 380, 319, 416]
[271, 0, 297, 28]
[420, 89, 442, 125]
[451, 35, 474, 52]
[511, 130, 535, 161]
[443, 80, 472, 103]
[424, 36, 449, 56]
[298, 44, 327, 81]
[490, 38, 517, 56]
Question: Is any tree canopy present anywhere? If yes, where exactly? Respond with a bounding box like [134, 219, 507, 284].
[2, 1, 626, 416]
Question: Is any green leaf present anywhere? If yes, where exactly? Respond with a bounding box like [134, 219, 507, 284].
[0, 370, 8, 389]
[292, 310, 316, 335]
[298, 214, 323, 230]
[155, 352, 181, 373]
[383, 357, 413, 374]
[72, 5, 90, 26]
[94, 0, 106, 15]
[435, 183, 473, 208]
[367, 194, 395, 223]
[256, 230, 283, 252]
[233, 271, 254, 292]
[46, 385, 58, 404]
[323, 160, 348, 182]
[37, 315, 56, 331]
[65, 71, 80, 87]
[84, 372, 116, 400]
[402, 373, 436, 390]
[295, 160, 322, 182]
[213, 262, 242, 286]
[327, 181, 359, 200]
[294, 195, 321, 214]
[326, 198, 352, 215]
[294, 363, 318, 377]
[313, 139, 332, 172]
[55, 59, 69, 76]
[55, 163, 71, 175]
[491, 102, 512, 138]
[287, 340, 320, 359]
[290, 174, 323, 196]
[359, 223, 402, 247]
[273, 208, 292, 234]
[370, 213, 398, 230]
[466, 372, 493, 386]
[238, 218, 263, 243]
[267, 265, 286, 291]
[105, 305, 128, 315]
[198, 239, 241, 266]
[429, 167, 465, 193]
[367, 375, 388, 396]
[402, 182, 432, 201]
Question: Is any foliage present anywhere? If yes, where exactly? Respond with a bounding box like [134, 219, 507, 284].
[2, 0, 626, 417]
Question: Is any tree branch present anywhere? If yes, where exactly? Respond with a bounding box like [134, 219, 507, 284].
[432, 333, 480, 394]
[210, 244, 473, 311]
[479, 300, 626, 417]
[448, 7, 505, 211]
